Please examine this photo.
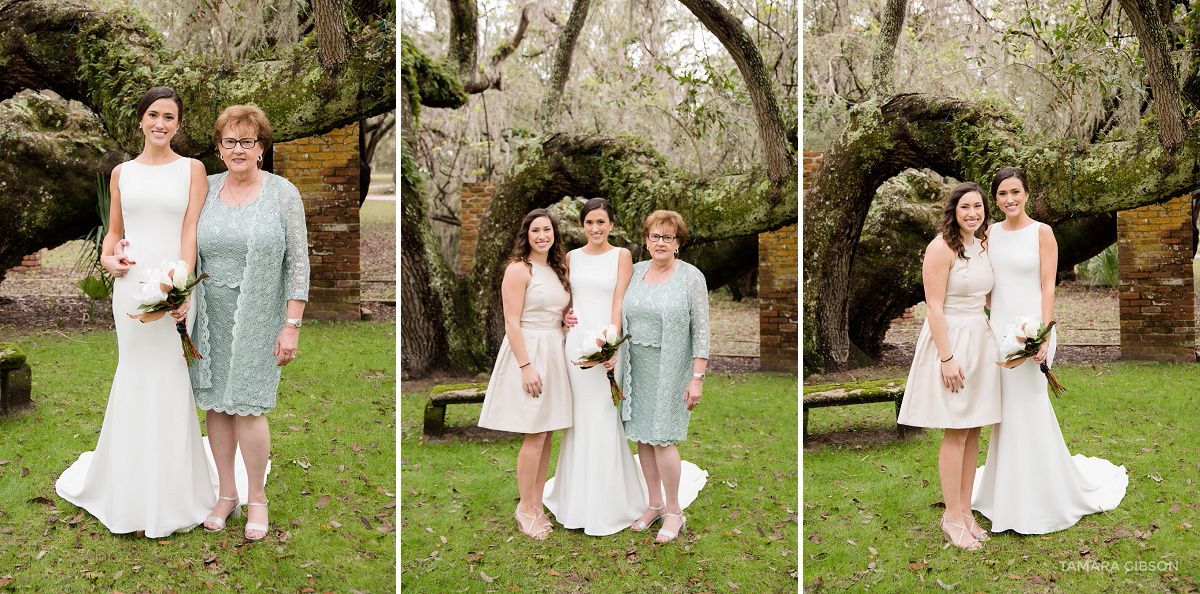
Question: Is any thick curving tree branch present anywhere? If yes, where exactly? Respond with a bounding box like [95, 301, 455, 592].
[675, 0, 795, 183]
[1119, 0, 1184, 151]
[0, 0, 395, 278]
[804, 93, 1200, 372]
[0, 0, 395, 156]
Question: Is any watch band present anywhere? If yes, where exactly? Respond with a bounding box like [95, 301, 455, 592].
[286, 318, 303, 328]
[692, 372, 705, 381]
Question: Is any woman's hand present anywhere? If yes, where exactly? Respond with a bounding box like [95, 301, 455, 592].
[940, 358, 965, 393]
[563, 308, 577, 329]
[169, 297, 190, 322]
[602, 356, 616, 372]
[1033, 340, 1050, 365]
[521, 365, 542, 397]
[100, 239, 135, 277]
[274, 324, 299, 366]
[684, 378, 702, 410]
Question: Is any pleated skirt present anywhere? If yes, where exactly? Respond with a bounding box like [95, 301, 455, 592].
[897, 314, 1002, 429]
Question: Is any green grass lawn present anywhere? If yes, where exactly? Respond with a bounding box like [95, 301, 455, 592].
[0, 320, 396, 592]
[400, 372, 799, 592]
[803, 362, 1200, 592]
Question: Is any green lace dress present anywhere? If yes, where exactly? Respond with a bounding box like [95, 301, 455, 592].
[620, 260, 710, 445]
[189, 172, 310, 416]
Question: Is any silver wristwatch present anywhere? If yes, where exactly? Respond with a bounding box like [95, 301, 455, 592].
[692, 372, 705, 382]
[286, 318, 303, 328]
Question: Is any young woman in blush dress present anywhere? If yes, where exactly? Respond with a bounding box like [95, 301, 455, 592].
[897, 182, 1002, 550]
[478, 209, 574, 539]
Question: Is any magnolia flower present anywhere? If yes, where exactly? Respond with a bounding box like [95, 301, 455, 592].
[133, 280, 168, 306]
[997, 331, 1023, 359]
[576, 336, 603, 359]
[1013, 315, 1042, 339]
[168, 260, 190, 291]
[603, 323, 620, 346]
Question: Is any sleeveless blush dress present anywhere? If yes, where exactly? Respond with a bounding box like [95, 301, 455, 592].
[898, 239, 1002, 428]
[477, 263, 573, 433]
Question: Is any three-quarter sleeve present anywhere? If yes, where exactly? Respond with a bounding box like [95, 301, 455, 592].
[280, 180, 310, 301]
[686, 265, 710, 359]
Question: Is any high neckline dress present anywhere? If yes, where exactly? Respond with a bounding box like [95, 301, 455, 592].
[972, 222, 1128, 534]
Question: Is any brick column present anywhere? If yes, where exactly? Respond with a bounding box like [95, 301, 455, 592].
[759, 224, 799, 372]
[8, 250, 43, 272]
[458, 182, 495, 273]
[1116, 195, 1195, 361]
[272, 123, 361, 321]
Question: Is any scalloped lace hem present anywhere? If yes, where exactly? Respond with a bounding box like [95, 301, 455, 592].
[628, 338, 662, 348]
[199, 403, 272, 417]
[626, 435, 679, 447]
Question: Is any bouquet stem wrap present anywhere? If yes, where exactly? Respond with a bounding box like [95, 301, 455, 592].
[177, 320, 203, 367]
[605, 368, 624, 406]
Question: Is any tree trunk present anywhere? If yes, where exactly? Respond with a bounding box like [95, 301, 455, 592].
[538, 0, 592, 133]
[676, 0, 794, 183]
[871, 0, 906, 98]
[315, 0, 349, 70]
[1119, 0, 1184, 150]
[804, 93, 1200, 372]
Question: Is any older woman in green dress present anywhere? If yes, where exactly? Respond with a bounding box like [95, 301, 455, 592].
[189, 105, 309, 541]
[621, 210, 709, 544]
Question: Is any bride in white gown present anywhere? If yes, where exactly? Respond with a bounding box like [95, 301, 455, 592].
[544, 199, 705, 536]
[56, 87, 215, 537]
[971, 167, 1128, 535]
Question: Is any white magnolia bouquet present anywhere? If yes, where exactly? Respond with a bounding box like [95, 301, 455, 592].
[572, 323, 631, 406]
[996, 315, 1065, 396]
[129, 260, 207, 366]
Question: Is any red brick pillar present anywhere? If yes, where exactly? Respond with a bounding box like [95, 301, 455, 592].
[1116, 195, 1195, 361]
[9, 250, 43, 272]
[458, 182, 495, 273]
[272, 123, 361, 321]
[759, 224, 799, 372]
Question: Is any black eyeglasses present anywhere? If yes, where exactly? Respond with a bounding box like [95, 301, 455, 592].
[219, 137, 260, 149]
[647, 233, 678, 243]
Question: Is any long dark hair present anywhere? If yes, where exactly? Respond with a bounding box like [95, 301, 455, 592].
[990, 166, 1028, 200]
[579, 197, 617, 225]
[510, 209, 570, 293]
[939, 182, 988, 260]
[135, 86, 183, 122]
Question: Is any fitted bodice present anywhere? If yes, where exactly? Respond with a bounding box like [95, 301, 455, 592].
[988, 222, 1045, 326]
[118, 158, 190, 266]
[942, 239, 993, 316]
[566, 248, 619, 352]
[521, 263, 571, 329]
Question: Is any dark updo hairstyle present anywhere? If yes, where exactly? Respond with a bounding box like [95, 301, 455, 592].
[509, 209, 571, 293]
[579, 197, 617, 226]
[135, 86, 184, 123]
[990, 166, 1028, 200]
[939, 182, 989, 260]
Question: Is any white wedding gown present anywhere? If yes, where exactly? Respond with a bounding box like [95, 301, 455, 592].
[972, 221, 1128, 534]
[56, 158, 257, 537]
[544, 248, 706, 536]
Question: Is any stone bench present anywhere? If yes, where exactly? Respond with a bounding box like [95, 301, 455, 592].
[803, 379, 908, 439]
[0, 342, 32, 414]
[423, 383, 487, 437]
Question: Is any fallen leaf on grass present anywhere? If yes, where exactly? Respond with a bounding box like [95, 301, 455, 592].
[315, 495, 330, 509]
[21, 468, 28, 477]
[480, 571, 495, 583]
[0, 575, 11, 587]
[548, 570, 560, 576]
[727, 509, 740, 520]
[27, 497, 53, 506]
[909, 562, 927, 571]
[1170, 503, 1182, 514]
[936, 578, 957, 590]
[466, 553, 484, 563]
[727, 582, 739, 590]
